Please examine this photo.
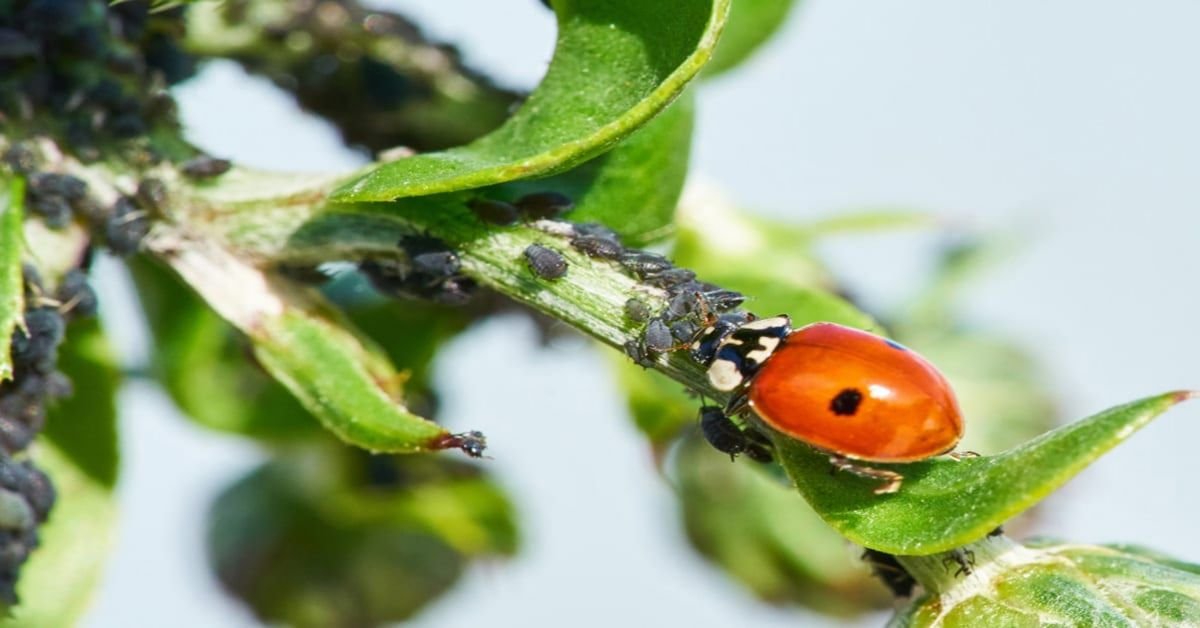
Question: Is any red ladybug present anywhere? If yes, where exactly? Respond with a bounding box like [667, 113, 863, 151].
[692, 317, 964, 493]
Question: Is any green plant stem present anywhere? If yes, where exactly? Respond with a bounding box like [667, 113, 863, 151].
[149, 167, 719, 398]
[896, 534, 1023, 595]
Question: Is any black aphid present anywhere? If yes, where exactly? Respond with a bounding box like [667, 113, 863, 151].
[514, 191, 574, 220]
[180, 155, 231, 179]
[523, 244, 567, 280]
[619, 250, 672, 278]
[104, 196, 149, 256]
[624, 298, 652, 322]
[644, 268, 696, 289]
[642, 318, 674, 354]
[569, 234, 623, 260]
[467, 198, 520, 226]
[55, 269, 97, 318]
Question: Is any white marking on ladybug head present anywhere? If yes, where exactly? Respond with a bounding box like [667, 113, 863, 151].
[744, 335, 781, 366]
[707, 359, 744, 391]
[740, 315, 790, 332]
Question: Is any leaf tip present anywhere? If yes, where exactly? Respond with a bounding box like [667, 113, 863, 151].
[1171, 390, 1200, 403]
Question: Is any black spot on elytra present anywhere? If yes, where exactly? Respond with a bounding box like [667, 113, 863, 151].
[830, 388, 864, 416]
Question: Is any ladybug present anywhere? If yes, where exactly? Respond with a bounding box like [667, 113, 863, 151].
[694, 317, 964, 494]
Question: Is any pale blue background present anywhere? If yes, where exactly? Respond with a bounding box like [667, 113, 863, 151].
[82, 1, 1200, 626]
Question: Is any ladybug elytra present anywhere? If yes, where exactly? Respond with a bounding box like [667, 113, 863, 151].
[694, 317, 964, 493]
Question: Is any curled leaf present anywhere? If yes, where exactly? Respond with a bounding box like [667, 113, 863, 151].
[332, 0, 730, 201]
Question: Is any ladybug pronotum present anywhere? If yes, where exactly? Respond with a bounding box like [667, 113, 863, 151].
[694, 317, 964, 494]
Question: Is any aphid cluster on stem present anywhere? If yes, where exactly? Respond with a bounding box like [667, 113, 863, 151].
[4, 143, 158, 256]
[0, 1, 193, 159]
[0, 262, 99, 602]
[515, 206, 966, 492]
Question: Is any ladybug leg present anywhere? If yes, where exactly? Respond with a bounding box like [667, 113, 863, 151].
[948, 450, 980, 461]
[828, 455, 904, 494]
[723, 390, 750, 417]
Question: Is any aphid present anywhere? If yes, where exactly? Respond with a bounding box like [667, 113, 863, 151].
[622, 339, 655, 368]
[698, 288, 746, 314]
[669, 319, 698, 345]
[411, 250, 460, 278]
[1, 144, 38, 174]
[104, 196, 149, 256]
[574, 222, 620, 241]
[28, 173, 87, 202]
[862, 549, 916, 598]
[360, 254, 473, 305]
[135, 177, 167, 213]
[641, 318, 674, 354]
[643, 268, 696, 289]
[10, 307, 65, 376]
[0, 419, 34, 456]
[514, 191, 574, 220]
[30, 195, 71, 229]
[624, 298, 652, 322]
[698, 406, 774, 463]
[942, 548, 976, 577]
[619, 250, 672, 278]
[400, 235, 461, 279]
[570, 234, 623, 260]
[434, 430, 488, 458]
[664, 287, 695, 320]
[697, 320, 964, 494]
[523, 244, 567, 280]
[55, 269, 97, 318]
[180, 155, 231, 179]
[0, 461, 54, 522]
[467, 198, 520, 226]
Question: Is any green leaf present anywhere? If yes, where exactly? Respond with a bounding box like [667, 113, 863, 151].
[0, 177, 24, 383]
[148, 239, 452, 453]
[892, 535, 1200, 627]
[251, 309, 447, 452]
[331, 0, 730, 202]
[497, 93, 696, 246]
[703, 0, 799, 77]
[774, 391, 1195, 555]
[130, 258, 321, 440]
[42, 318, 120, 488]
